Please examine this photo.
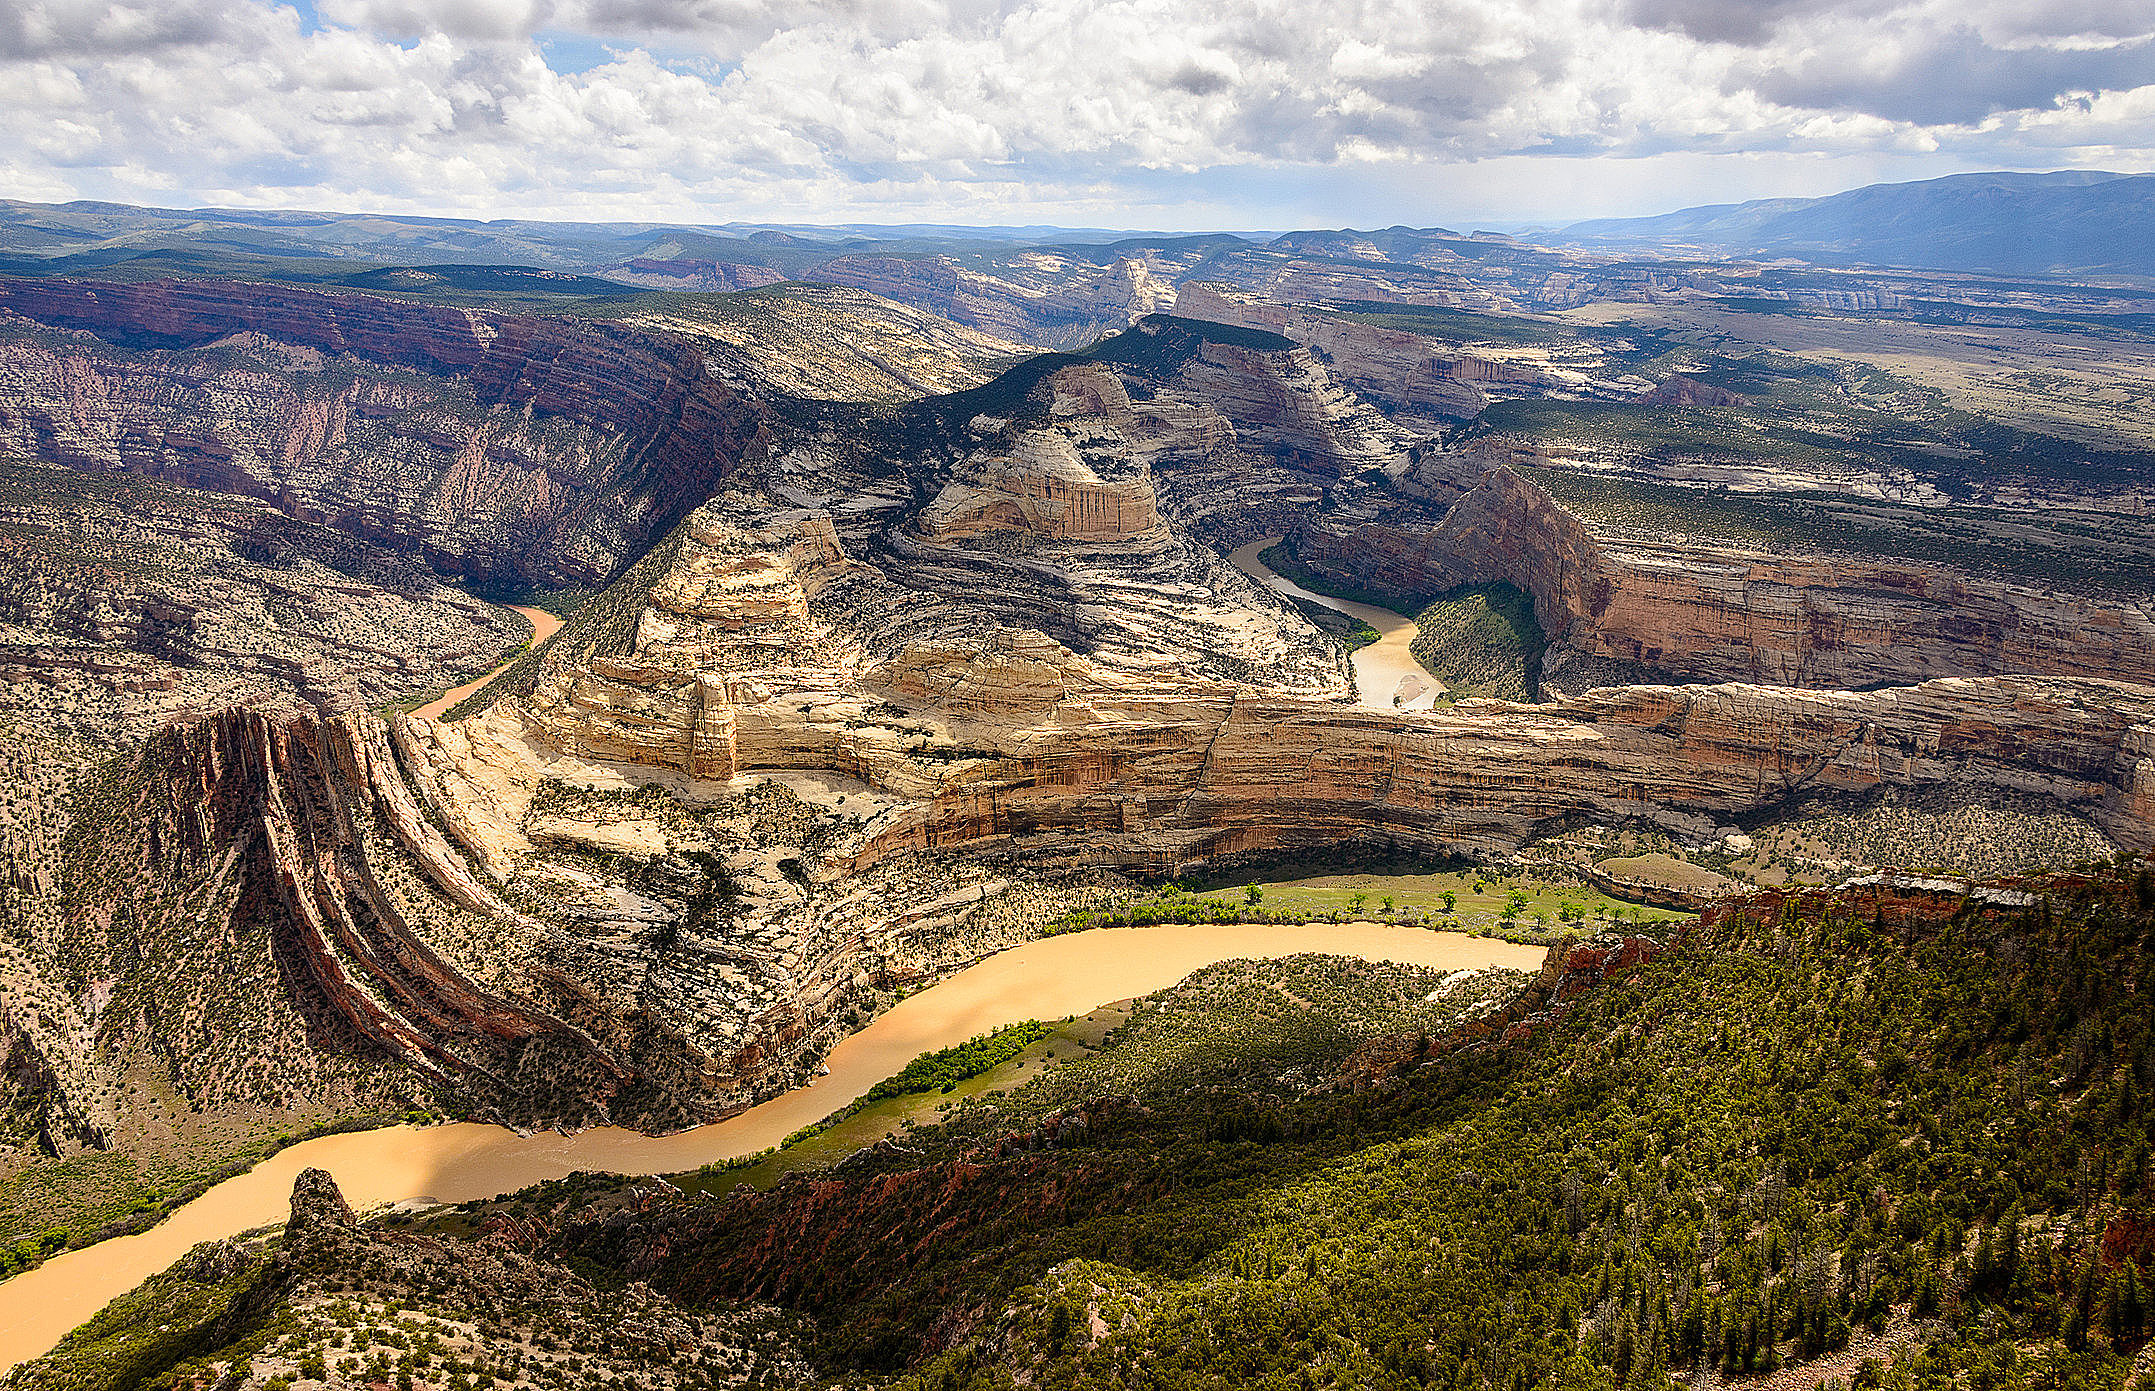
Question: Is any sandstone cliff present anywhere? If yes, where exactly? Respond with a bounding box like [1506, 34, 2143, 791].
[1297, 460, 2155, 692]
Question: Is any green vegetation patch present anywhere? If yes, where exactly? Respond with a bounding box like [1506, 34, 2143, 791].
[1285, 595, 1381, 653]
[1184, 864, 1686, 933]
[857, 1022, 1056, 1109]
[1326, 301, 1579, 346]
[1408, 581, 1543, 702]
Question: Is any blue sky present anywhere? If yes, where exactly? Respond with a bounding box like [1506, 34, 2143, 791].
[4, 0, 2151, 228]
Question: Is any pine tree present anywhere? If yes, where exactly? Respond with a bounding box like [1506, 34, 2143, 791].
[2067, 1256, 2098, 1352]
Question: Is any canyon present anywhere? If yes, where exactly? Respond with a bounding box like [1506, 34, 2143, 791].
[1294, 457, 2155, 693]
[0, 261, 2147, 1349]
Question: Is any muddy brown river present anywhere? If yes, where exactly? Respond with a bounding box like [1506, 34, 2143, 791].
[0, 923, 1541, 1370]
[410, 604, 564, 720]
[1227, 537, 1442, 710]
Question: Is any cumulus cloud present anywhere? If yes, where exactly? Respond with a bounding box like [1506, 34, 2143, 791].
[0, 0, 247, 58]
[2, 0, 2150, 223]
[1749, 26, 2155, 125]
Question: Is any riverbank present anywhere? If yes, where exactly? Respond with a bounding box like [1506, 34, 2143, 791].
[409, 603, 564, 720]
[1226, 536, 1444, 711]
[0, 922, 1543, 1373]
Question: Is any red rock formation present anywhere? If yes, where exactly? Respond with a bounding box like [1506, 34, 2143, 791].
[1297, 463, 2155, 690]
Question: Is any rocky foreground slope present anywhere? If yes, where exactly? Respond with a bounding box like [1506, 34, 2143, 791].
[15, 866, 2153, 1390]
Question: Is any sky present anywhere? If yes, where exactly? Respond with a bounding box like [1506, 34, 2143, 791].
[3, 0, 2152, 230]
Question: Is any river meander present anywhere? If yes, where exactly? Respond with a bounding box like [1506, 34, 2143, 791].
[410, 604, 564, 720]
[1226, 537, 1441, 711]
[0, 923, 1542, 1370]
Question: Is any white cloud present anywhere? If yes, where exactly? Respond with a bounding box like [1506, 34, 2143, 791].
[1, 0, 2149, 225]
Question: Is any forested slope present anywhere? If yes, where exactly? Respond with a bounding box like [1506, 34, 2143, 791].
[571, 867, 2155, 1391]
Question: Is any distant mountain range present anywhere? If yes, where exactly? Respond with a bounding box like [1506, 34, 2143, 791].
[1545, 171, 2155, 278]
[6, 169, 2151, 296]
[0, 199, 1215, 275]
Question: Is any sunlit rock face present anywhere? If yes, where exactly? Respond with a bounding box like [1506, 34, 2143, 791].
[1296, 460, 2155, 692]
[0, 272, 2150, 1167]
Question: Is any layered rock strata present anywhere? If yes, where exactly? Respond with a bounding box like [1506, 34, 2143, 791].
[0, 276, 771, 586]
[6, 293, 2154, 1172]
[1175, 282, 1492, 423]
[0, 458, 527, 736]
[1298, 460, 2155, 691]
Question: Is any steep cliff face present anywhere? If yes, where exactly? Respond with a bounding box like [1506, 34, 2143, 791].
[1167, 340, 1413, 479]
[1298, 462, 2155, 691]
[0, 277, 772, 586]
[539, 632, 2155, 867]
[5, 287, 2151, 1174]
[496, 494, 2155, 872]
[916, 428, 1163, 547]
[14, 479, 2155, 1153]
[8, 689, 1141, 1148]
[737, 353, 1351, 694]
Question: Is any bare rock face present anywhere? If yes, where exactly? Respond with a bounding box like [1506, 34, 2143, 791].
[1175, 282, 1489, 424]
[918, 427, 1163, 547]
[917, 368, 1166, 554]
[0, 276, 772, 587]
[284, 1168, 357, 1244]
[1170, 339, 1413, 479]
[1298, 462, 2155, 691]
[53, 600, 2144, 1139]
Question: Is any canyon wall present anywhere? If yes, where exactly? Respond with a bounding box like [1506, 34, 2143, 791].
[804, 253, 1178, 348]
[0, 276, 772, 585]
[1298, 462, 2155, 691]
[0, 458, 527, 736]
[524, 636, 2155, 867]
[1174, 282, 1492, 421]
[29, 598, 2141, 1143]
